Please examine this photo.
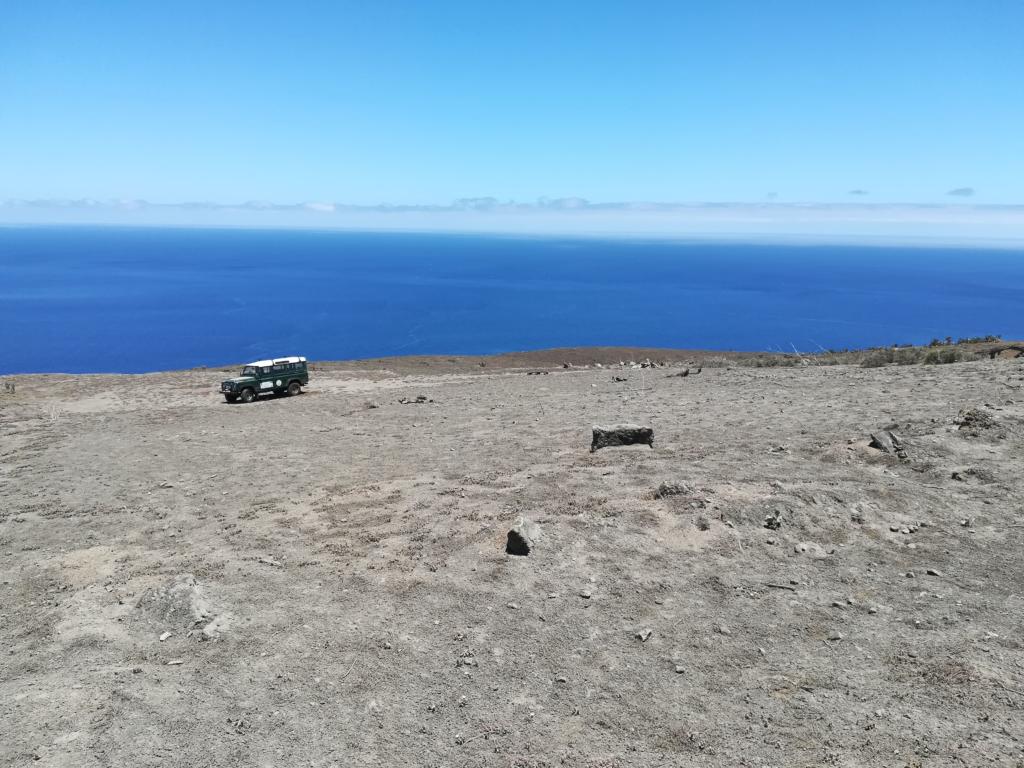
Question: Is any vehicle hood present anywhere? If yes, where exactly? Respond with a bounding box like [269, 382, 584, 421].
[222, 376, 256, 385]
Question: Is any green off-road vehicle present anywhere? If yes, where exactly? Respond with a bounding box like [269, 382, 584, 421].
[220, 356, 309, 403]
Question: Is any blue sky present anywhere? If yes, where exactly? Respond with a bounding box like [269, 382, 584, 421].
[1, 1, 1022, 222]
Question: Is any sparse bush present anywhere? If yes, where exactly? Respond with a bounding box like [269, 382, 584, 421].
[860, 349, 892, 368]
[701, 356, 732, 368]
[956, 334, 1001, 344]
[893, 347, 924, 365]
[923, 348, 971, 365]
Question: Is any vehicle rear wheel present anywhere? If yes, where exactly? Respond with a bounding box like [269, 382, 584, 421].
[240, 388, 257, 404]
[224, 394, 238, 403]
[287, 381, 301, 396]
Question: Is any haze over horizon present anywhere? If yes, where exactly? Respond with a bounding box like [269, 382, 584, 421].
[2, 1, 1022, 240]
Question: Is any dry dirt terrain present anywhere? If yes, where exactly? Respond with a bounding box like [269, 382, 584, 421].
[2, 351, 1023, 767]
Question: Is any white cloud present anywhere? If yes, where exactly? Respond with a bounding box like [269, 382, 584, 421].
[3, 197, 1024, 246]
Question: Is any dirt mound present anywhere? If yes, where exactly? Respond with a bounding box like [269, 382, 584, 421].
[135, 574, 230, 639]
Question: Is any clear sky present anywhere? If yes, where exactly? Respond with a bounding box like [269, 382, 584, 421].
[1, 1, 1022, 210]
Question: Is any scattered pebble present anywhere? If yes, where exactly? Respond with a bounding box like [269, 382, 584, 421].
[635, 629, 652, 642]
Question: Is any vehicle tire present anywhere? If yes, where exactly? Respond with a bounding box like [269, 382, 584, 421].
[287, 381, 301, 396]
[224, 394, 238, 403]
[240, 388, 257, 404]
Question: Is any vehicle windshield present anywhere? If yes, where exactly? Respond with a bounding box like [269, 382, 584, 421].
[241, 366, 257, 376]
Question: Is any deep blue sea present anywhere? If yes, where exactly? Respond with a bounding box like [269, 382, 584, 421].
[1, 226, 1023, 374]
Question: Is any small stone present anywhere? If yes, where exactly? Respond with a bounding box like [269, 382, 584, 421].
[717, 625, 732, 636]
[827, 631, 843, 641]
[132, 667, 142, 674]
[555, 675, 568, 683]
[868, 606, 878, 614]
[635, 629, 652, 642]
[159, 631, 172, 642]
[831, 601, 845, 609]
[889, 525, 900, 533]
[674, 664, 686, 674]
[906, 571, 916, 578]
[506, 602, 519, 610]
[579, 590, 592, 600]
[901, 527, 911, 535]
[926, 568, 942, 577]
[166, 659, 184, 666]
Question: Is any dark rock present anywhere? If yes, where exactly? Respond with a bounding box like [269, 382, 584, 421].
[956, 407, 999, 437]
[398, 395, 432, 404]
[591, 424, 654, 452]
[654, 482, 691, 499]
[506, 517, 541, 556]
[951, 467, 996, 484]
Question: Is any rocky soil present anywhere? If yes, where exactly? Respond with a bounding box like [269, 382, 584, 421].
[2, 352, 1023, 767]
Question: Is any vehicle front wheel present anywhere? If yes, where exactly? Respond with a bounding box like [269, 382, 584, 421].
[287, 381, 302, 396]
[240, 388, 257, 404]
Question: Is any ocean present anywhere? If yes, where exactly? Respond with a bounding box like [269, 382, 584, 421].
[1, 226, 1022, 374]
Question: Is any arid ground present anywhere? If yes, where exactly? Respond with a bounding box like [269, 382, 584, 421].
[2, 349, 1023, 767]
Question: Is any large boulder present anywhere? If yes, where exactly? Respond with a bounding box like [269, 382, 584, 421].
[591, 424, 654, 452]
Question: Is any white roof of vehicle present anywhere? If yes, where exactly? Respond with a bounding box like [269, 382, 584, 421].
[246, 356, 307, 366]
